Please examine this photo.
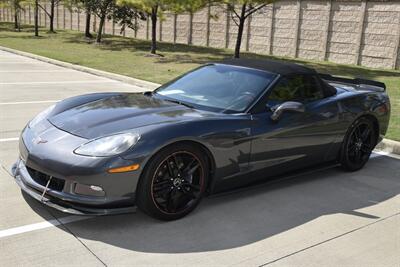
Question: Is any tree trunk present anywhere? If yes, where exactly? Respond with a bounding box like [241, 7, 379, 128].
[188, 12, 193, 45]
[49, 0, 55, 32]
[14, 8, 19, 31]
[150, 6, 158, 54]
[34, 0, 39, 36]
[96, 14, 106, 43]
[234, 4, 247, 58]
[85, 7, 92, 38]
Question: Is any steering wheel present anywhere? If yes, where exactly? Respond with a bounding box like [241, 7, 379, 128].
[224, 92, 256, 111]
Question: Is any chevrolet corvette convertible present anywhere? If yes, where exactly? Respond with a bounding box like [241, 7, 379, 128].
[12, 59, 390, 220]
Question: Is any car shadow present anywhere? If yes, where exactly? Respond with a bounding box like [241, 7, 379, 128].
[24, 155, 400, 254]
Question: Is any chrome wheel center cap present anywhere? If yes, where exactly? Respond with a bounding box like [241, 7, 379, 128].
[173, 178, 182, 187]
[355, 140, 363, 150]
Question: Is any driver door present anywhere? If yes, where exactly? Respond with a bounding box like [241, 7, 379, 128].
[249, 74, 340, 178]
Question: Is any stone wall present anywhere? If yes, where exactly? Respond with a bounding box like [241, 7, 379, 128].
[1, 0, 399, 70]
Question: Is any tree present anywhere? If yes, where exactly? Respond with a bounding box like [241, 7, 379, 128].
[13, 0, 43, 35]
[90, 0, 115, 43]
[224, 0, 275, 58]
[0, 0, 26, 31]
[66, 0, 95, 38]
[116, 0, 208, 54]
[21, 0, 40, 35]
[69, 0, 143, 43]
[83, 0, 93, 37]
[113, 4, 145, 35]
[118, 0, 165, 54]
[34, 0, 38, 35]
[34, 0, 60, 33]
[18, 0, 45, 36]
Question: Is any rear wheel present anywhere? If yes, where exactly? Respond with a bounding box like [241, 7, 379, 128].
[136, 143, 209, 221]
[340, 117, 376, 171]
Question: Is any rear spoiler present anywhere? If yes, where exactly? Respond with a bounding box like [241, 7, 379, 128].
[319, 73, 386, 92]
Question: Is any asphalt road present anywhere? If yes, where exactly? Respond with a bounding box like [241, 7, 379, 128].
[0, 49, 399, 266]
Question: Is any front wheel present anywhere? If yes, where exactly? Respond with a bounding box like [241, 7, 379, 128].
[136, 143, 209, 221]
[340, 117, 376, 171]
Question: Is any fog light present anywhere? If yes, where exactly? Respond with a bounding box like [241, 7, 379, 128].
[74, 183, 105, 197]
[90, 185, 103, 191]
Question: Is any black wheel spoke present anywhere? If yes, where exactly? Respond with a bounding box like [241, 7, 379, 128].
[182, 181, 200, 191]
[348, 144, 356, 153]
[361, 128, 371, 142]
[183, 158, 196, 172]
[166, 161, 174, 178]
[166, 189, 176, 213]
[181, 187, 197, 199]
[154, 190, 171, 198]
[172, 155, 182, 176]
[188, 163, 200, 175]
[153, 183, 171, 192]
[355, 126, 362, 140]
[361, 144, 371, 153]
[355, 150, 362, 162]
[153, 179, 169, 186]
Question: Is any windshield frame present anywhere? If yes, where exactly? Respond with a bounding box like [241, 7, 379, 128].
[153, 63, 278, 114]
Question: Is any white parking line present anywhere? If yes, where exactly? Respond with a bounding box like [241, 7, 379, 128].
[371, 150, 400, 160]
[0, 80, 116, 85]
[370, 151, 391, 158]
[0, 70, 76, 73]
[0, 100, 59, 105]
[0, 137, 19, 143]
[0, 216, 91, 238]
[0, 62, 36, 64]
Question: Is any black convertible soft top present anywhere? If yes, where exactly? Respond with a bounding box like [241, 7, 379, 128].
[219, 58, 337, 97]
[219, 58, 316, 75]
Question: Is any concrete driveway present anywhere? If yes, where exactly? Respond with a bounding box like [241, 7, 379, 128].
[0, 50, 399, 266]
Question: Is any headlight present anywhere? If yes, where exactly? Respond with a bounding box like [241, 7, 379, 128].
[74, 133, 140, 157]
[29, 105, 55, 128]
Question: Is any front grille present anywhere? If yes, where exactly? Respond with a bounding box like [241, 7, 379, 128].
[26, 167, 65, 192]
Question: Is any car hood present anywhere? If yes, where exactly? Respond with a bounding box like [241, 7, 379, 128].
[49, 93, 214, 139]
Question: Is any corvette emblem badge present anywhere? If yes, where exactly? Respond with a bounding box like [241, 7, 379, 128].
[34, 136, 48, 144]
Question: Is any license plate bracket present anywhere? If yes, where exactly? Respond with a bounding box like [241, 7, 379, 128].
[40, 176, 53, 202]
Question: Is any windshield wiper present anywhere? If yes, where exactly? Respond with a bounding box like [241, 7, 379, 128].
[163, 99, 195, 109]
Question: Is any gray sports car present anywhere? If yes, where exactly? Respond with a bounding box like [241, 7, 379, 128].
[12, 59, 390, 220]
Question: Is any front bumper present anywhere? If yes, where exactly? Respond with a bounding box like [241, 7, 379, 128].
[12, 159, 136, 215]
[12, 121, 144, 215]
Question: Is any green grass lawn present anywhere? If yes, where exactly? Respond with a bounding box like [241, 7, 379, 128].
[1, 22, 399, 141]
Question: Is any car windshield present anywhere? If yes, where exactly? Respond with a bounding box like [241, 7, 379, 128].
[154, 64, 277, 113]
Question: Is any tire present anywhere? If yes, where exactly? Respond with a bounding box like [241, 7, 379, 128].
[136, 143, 209, 221]
[340, 117, 376, 172]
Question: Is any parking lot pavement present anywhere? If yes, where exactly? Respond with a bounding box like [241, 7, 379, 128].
[1, 49, 399, 266]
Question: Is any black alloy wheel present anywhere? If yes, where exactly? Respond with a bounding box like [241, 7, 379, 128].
[151, 151, 204, 214]
[340, 117, 376, 171]
[137, 143, 208, 220]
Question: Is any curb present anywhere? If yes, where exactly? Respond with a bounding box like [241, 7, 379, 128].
[376, 138, 400, 155]
[0, 46, 161, 90]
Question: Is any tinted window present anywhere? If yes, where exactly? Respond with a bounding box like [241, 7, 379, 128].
[267, 75, 324, 106]
[155, 64, 277, 113]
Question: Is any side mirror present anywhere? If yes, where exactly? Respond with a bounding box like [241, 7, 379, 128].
[270, 101, 305, 121]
